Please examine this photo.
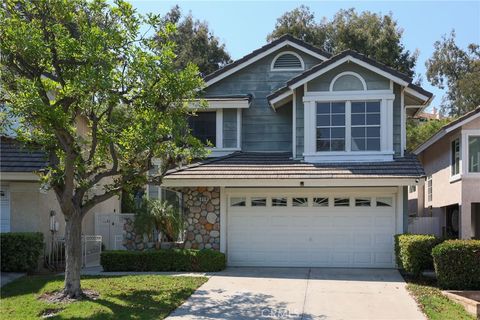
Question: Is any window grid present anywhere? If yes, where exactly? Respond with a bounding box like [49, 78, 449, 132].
[351, 101, 381, 151]
[451, 138, 460, 176]
[468, 136, 480, 173]
[427, 176, 433, 202]
[316, 102, 346, 152]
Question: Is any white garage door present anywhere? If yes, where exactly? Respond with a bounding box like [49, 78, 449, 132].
[227, 189, 397, 268]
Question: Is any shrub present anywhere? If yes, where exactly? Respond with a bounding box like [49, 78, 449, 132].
[1, 232, 44, 272]
[432, 240, 480, 290]
[101, 249, 226, 272]
[394, 234, 441, 276]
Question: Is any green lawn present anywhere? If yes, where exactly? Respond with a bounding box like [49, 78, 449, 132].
[404, 276, 475, 320]
[0, 274, 207, 319]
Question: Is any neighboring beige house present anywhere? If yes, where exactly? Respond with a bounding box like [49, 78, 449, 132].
[0, 137, 121, 244]
[409, 106, 480, 239]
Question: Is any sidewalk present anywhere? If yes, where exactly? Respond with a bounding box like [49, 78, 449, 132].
[1, 273, 25, 287]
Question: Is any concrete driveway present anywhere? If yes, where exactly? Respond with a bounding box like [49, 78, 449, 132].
[167, 268, 425, 320]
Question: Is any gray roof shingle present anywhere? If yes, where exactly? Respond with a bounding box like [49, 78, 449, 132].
[0, 137, 47, 172]
[165, 152, 425, 180]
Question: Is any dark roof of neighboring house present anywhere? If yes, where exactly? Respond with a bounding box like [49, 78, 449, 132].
[0, 137, 47, 172]
[414, 105, 480, 154]
[165, 152, 425, 180]
[203, 34, 332, 83]
[268, 50, 433, 102]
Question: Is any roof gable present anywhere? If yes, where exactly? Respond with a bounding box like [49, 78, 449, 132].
[203, 35, 331, 87]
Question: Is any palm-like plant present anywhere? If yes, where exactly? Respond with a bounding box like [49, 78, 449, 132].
[134, 199, 184, 249]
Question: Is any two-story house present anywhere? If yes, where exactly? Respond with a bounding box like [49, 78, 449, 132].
[409, 106, 480, 239]
[162, 35, 433, 268]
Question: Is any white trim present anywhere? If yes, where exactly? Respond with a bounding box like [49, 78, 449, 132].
[216, 109, 223, 149]
[462, 129, 480, 176]
[236, 108, 242, 149]
[329, 71, 367, 91]
[220, 186, 227, 253]
[389, 80, 393, 91]
[290, 56, 409, 90]
[205, 40, 329, 87]
[414, 111, 480, 154]
[163, 177, 419, 188]
[269, 90, 293, 106]
[270, 51, 305, 71]
[401, 88, 406, 157]
[396, 186, 404, 234]
[0, 172, 40, 181]
[292, 89, 297, 158]
[303, 91, 394, 101]
[404, 87, 430, 102]
[190, 99, 250, 109]
[449, 134, 462, 182]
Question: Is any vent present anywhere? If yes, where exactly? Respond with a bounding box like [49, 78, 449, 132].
[272, 53, 303, 70]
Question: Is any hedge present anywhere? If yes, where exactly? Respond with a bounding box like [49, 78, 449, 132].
[1, 232, 44, 272]
[432, 240, 480, 290]
[101, 249, 226, 272]
[394, 234, 441, 276]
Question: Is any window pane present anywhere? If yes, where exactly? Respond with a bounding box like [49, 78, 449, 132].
[316, 102, 330, 114]
[188, 112, 216, 145]
[451, 139, 460, 176]
[292, 197, 308, 207]
[317, 128, 330, 139]
[272, 197, 287, 207]
[352, 127, 365, 138]
[331, 127, 345, 139]
[230, 197, 246, 207]
[334, 198, 350, 207]
[366, 113, 380, 125]
[331, 102, 345, 114]
[366, 127, 380, 138]
[352, 138, 365, 151]
[355, 198, 371, 207]
[376, 197, 392, 207]
[366, 101, 381, 113]
[317, 115, 330, 127]
[313, 197, 329, 207]
[331, 139, 345, 151]
[351, 102, 365, 113]
[317, 139, 330, 151]
[468, 136, 480, 173]
[331, 114, 345, 126]
[351, 114, 365, 125]
[367, 138, 380, 151]
[251, 197, 267, 207]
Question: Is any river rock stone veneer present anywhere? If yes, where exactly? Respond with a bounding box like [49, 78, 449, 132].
[182, 187, 220, 250]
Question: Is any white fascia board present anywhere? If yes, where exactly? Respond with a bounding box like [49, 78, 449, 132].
[205, 41, 329, 87]
[190, 99, 250, 109]
[404, 87, 430, 102]
[0, 172, 40, 181]
[290, 56, 410, 90]
[414, 111, 480, 155]
[162, 178, 420, 188]
[269, 90, 293, 107]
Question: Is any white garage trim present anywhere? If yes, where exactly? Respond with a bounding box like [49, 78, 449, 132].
[224, 187, 399, 268]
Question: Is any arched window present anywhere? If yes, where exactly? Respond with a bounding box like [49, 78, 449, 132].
[329, 72, 367, 91]
[271, 51, 304, 71]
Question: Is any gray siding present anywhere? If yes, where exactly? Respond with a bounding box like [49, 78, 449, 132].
[223, 109, 237, 148]
[205, 48, 323, 152]
[307, 63, 390, 91]
[393, 84, 402, 156]
[295, 86, 304, 158]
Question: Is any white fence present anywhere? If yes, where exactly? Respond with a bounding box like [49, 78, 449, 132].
[408, 216, 441, 237]
[95, 213, 135, 250]
[45, 235, 103, 271]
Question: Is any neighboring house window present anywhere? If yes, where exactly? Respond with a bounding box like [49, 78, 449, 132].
[271, 51, 304, 71]
[468, 136, 480, 173]
[426, 175, 433, 202]
[316, 102, 346, 151]
[188, 111, 216, 146]
[451, 138, 460, 176]
[351, 101, 381, 151]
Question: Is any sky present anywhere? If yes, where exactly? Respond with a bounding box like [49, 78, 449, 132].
[130, 1, 480, 112]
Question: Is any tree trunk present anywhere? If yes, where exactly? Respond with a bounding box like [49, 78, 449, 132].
[63, 213, 83, 298]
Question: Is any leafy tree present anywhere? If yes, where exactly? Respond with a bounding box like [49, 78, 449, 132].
[0, 0, 206, 298]
[268, 7, 418, 77]
[160, 5, 232, 76]
[406, 118, 451, 152]
[426, 31, 480, 116]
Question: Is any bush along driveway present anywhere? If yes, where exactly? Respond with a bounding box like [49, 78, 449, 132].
[0, 275, 207, 319]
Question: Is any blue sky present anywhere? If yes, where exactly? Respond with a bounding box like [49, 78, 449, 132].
[131, 1, 480, 111]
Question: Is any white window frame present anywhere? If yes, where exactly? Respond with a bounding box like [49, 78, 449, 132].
[426, 175, 433, 203]
[462, 129, 480, 176]
[270, 51, 305, 71]
[449, 135, 461, 182]
[303, 91, 395, 162]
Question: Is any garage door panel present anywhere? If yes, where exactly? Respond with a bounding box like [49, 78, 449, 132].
[227, 191, 396, 268]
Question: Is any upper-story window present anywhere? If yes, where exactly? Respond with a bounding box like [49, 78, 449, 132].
[271, 51, 304, 71]
[451, 137, 460, 177]
[351, 101, 381, 151]
[188, 111, 217, 145]
[316, 102, 346, 151]
[468, 136, 480, 173]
